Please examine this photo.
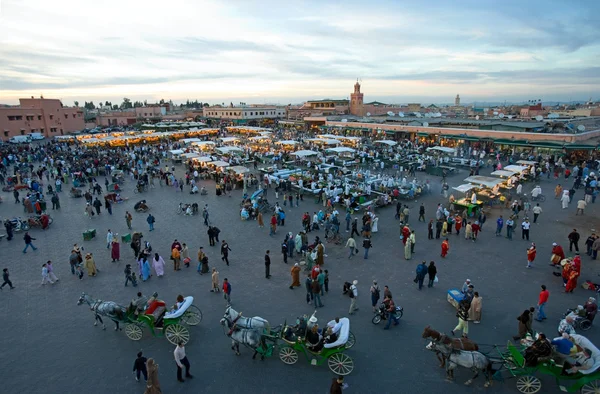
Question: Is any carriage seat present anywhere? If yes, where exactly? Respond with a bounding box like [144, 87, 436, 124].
[145, 300, 167, 322]
[570, 334, 600, 374]
[324, 318, 350, 349]
[165, 296, 193, 319]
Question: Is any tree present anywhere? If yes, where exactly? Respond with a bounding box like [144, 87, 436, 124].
[121, 98, 132, 109]
[133, 100, 143, 108]
[203, 103, 209, 107]
[74, 101, 79, 107]
[112, 104, 119, 110]
[159, 99, 165, 104]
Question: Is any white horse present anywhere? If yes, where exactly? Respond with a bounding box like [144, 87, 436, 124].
[221, 306, 270, 333]
[426, 340, 493, 387]
[220, 314, 267, 360]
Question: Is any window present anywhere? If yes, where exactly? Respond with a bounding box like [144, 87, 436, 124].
[26, 116, 34, 121]
[30, 129, 36, 133]
[64, 114, 69, 119]
[7, 115, 23, 121]
[77, 113, 82, 117]
[250, 112, 253, 116]
[38, 115, 42, 120]
[50, 128, 57, 133]
[49, 115, 54, 120]
[20, 130, 25, 135]
[72, 114, 76, 118]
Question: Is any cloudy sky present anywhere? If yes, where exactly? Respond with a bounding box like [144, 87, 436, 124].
[0, 0, 599, 105]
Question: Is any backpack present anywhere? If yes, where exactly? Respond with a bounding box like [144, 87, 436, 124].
[349, 286, 355, 298]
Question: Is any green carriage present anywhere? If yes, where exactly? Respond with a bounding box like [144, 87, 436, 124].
[494, 336, 600, 393]
[278, 317, 356, 375]
[124, 295, 202, 345]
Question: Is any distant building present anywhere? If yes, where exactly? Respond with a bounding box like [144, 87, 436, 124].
[520, 103, 546, 118]
[407, 103, 421, 113]
[287, 100, 349, 120]
[203, 105, 286, 123]
[455, 94, 460, 106]
[135, 105, 167, 119]
[97, 111, 137, 127]
[0, 97, 84, 139]
[350, 81, 365, 116]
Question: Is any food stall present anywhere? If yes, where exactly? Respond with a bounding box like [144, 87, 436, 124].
[169, 149, 184, 164]
[191, 141, 216, 152]
[219, 137, 240, 145]
[425, 147, 457, 177]
[462, 176, 505, 211]
[504, 165, 530, 181]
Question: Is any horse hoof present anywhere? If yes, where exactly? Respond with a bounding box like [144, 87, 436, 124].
[236, 352, 240, 356]
[464, 380, 472, 386]
[484, 382, 490, 388]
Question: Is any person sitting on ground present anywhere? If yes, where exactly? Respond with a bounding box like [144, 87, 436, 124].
[134, 200, 148, 211]
[191, 184, 199, 194]
[186, 205, 193, 216]
[524, 333, 552, 366]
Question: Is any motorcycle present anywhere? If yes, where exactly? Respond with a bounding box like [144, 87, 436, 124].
[9, 217, 30, 232]
[27, 214, 53, 229]
[372, 303, 404, 324]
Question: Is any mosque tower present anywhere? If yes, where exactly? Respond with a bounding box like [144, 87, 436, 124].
[350, 80, 365, 116]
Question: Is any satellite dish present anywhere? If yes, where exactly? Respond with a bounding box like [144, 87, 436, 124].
[577, 125, 586, 132]
[387, 111, 394, 116]
[499, 113, 505, 119]
[507, 115, 514, 119]
[435, 112, 442, 117]
[535, 115, 543, 121]
[366, 112, 371, 117]
[415, 113, 422, 118]
[493, 111, 499, 116]
[341, 119, 348, 122]
[398, 112, 404, 117]
[423, 122, 429, 127]
[475, 115, 480, 120]
[548, 113, 559, 119]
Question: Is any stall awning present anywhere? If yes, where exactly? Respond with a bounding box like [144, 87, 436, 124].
[493, 139, 529, 146]
[491, 170, 516, 177]
[452, 184, 476, 193]
[504, 165, 528, 174]
[374, 140, 398, 146]
[291, 150, 319, 157]
[210, 160, 230, 168]
[565, 144, 595, 150]
[527, 141, 564, 149]
[463, 176, 504, 188]
[416, 132, 428, 137]
[229, 166, 249, 174]
[516, 160, 537, 165]
[427, 146, 456, 154]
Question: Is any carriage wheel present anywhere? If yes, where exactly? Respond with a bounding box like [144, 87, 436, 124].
[165, 324, 190, 345]
[580, 319, 593, 331]
[328, 353, 354, 375]
[124, 323, 143, 341]
[133, 188, 139, 194]
[581, 380, 600, 394]
[345, 331, 356, 349]
[279, 347, 299, 364]
[181, 305, 203, 326]
[516, 375, 541, 393]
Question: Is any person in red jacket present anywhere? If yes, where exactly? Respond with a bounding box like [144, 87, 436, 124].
[551, 242, 565, 266]
[535, 284, 549, 321]
[471, 221, 481, 241]
[527, 243, 537, 268]
[401, 225, 410, 245]
[455, 216, 463, 235]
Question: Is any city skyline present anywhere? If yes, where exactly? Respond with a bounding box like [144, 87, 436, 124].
[0, 0, 599, 106]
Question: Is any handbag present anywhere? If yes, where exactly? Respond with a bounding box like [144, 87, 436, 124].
[434, 275, 439, 283]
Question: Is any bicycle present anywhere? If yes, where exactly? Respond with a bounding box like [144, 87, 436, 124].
[326, 232, 343, 245]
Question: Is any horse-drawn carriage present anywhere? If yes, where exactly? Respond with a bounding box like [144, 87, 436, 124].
[220, 308, 356, 375]
[77, 293, 202, 345]
[493, 336, 600, 393]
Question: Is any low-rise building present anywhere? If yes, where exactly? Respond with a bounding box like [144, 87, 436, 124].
[203, 105, 286, 123]
[0, 97, 84, 139]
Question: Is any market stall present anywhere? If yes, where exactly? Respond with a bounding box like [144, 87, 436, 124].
[504, 165, 529, 181]
[191, 141, 216, 152]
[169, 149, 184, 164]
[425, 146, 457, 176]
[462, 175, 505, 210]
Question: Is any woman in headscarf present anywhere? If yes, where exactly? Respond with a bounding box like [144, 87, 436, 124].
[289, 263, 301, 289]
[144, 358, 161, 394]
[295, 232, 302, 254]
[152, 253, 165, 277]
[141, 255, 151, 282]
[111, 239, 120, 262]
[84, 253, 97, 277]
[513, 308, 535, 340]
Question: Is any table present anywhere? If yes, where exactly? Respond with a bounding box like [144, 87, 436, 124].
[453, 198, 483, 216]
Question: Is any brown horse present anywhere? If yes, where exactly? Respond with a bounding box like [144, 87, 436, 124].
[422, 325, 479, 367]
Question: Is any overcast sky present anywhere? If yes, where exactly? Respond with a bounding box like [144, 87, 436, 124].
[0, 0, 599, 106]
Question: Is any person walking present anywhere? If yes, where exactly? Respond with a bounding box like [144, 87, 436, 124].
[281, 241, 288, 264]
[451, 300, 469, 338]
[147, 213, 155, 231]
[495, 216, 504, 236]
[174, 341, 193, 382]
[428, 219, 434, 240]
[576, 199, 587, 215]
[22, 232, 37, 253]
[527, 243, 537, 268]
[532, 204, 542, 224]
[312, 278, 324, 308]
[410, 231, 416, 254]
[220, 240, 231, 266]
[348, 280, 358, 315]
[513, 308, 535, 340]
[106, 229, 114, 249]
[41, 263, 55, 285]
[132, 351, 148, 382]
[345, 211, 351, 232]
[521, 218, 531, 241]
[427, 261, 437, 288]
[180, 243, 190, 268]
[418, 204, 425, 222]
[93, 197, 102, 215]
[222, 278, 231, 306]
[210, 268, 219, 292]
[265, 250, 271, 279]
[305, 273, 314, 304]
[345, 236, 357, 259]
[47, 261, 59, 282]
[440, 238, 449, 258]
[144, 358, 161, 394]
[125, 211, 133, 230]
[535, 285, 549, 321]
[415, 261, 427, 290]
[370, 280, 381, 312]
[568, 229, 580, 252]
[506, 216, 514, 240]
[468, 292, 482, 324]
[171, 246, 181, 271]
[289, 263, 301, 289]
[350, 218, 360, 238]
[317, 269, 326, 296]
[1, 268, 15, 289]
[4, 219, 13, 241]
[362, 238, 372, 260]
[13, 189, 20, 204]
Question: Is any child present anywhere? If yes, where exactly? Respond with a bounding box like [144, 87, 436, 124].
[324, 269, 329, 293]
[1, 268, 15, 289]
[124, 264, 138, 287]
[41, 263, 54, 285]
[47, 261, 59, 282]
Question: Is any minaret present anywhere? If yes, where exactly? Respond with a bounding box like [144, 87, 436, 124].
[350, 79, 364, 116]
[455, 94, 460, 106]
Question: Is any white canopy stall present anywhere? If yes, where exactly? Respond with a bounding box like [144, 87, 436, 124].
[463, 176, 504, 188]
[504, 165, 528, 174]
[452, 184, 476, 193]
[374, 140, 398, 146]
[291, 150, 319, 157]
[275, 140, 298, 146]
[427, 146, 456, 154]
[325, 147, 356, 154]
[181, 138, 202, 145]
[516, 160, 537, 166]
[229, 166, 249, 174]
[219, 137, 239, 144]
[216, 146, 244, 154]
[181, 152, 201, 159]
[491, 170, 516, 178]
[305, 138, 341, 145]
